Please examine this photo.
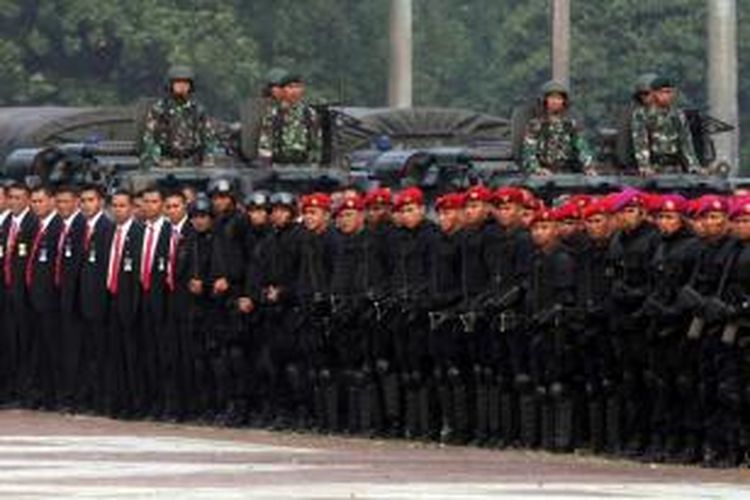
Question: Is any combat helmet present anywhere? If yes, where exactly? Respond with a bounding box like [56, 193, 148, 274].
[633, 72, 658, 98]
[166, 65, 196, 92]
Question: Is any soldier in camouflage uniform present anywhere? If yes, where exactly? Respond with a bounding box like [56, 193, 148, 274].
[140, 66, 220, 168]
[631, 77, 701, 176]
[258, 74, 322, 165]
[521, 81, 595, 176]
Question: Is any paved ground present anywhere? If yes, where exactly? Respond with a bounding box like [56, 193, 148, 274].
[0, 410, 749, 499]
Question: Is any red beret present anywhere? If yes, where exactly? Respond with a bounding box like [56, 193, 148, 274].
[582, 199, 611, 219]
[494, 187, 525, 205]
[568, 194, 593, 210]
[301, 192, 332, 211]
[435, 192, 466, 211]
[694, 195, 728, 217]
[335, 194, 364, 215]
[465, 185, 492, 203]
[394, 187, 424, 210]
[530, 207, 559, 226]
[555, 202, 581, 221]
[364, 187, 392, 207]
[730, 197, 750, 219]
[518, 188, 540, 209]
[653, 194, 687, 214]
[610, 188, 644, 212]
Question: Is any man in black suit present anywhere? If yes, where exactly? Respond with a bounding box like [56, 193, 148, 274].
[54, 185, 87, 409]
[163, 189, 194, 419]
[1, 182, 39, 403]
[77, 183, 114, 410]
[0, 183, 10, 400]
[105, 190, 144, 417]
[26, 185, 63, 408]
[138, 187, 172, 417]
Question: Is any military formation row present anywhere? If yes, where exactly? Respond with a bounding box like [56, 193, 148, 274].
[0, 177, 748, 469]
[138, 67, 700, 175]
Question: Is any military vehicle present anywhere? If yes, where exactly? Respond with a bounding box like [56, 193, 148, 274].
[0, 101, 738, 203]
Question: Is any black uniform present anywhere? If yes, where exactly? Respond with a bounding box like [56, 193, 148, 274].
[390, 221, 435, 438]
[606, 222, 660, 455]
[253, 221, 301, 425]
[330, 227, 390, 433]
[642, 227, 701, 460]
[577, 234, 614, 452]
[523, 243, 577, 450]
[685, 234, 741, 465]
[295, 227, 336, 429]
[427, 227, 465, 441]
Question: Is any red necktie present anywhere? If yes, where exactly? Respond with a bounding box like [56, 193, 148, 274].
[54, 223, 70, 288]
[166, 228, 180, 292]
[141, 223, 155, 293]
[4, 221, 18, 287]
[25, 225, 47, 288]
[84, 223, 93, 252]
[107, 226, 124, 294]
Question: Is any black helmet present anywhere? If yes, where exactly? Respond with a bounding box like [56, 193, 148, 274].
[244, 190, 271, 209]
[189, 194, 212, 217]
[270, 191, 296, 208]
[207, 178, 235, 198]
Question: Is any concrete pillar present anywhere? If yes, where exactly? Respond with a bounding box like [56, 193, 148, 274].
[550, 0, 571, 88]
[388, 0, 413, 108]
[707, 0, 739, 172]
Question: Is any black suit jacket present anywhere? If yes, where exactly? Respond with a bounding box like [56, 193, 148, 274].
[79, 215, 115, 321]
[58, 212, 87, 315]
[28, 215, 64, 313]
[3, 211, 40, 303]
[107, 221, 144, 327]
[141, 220, 172, 324]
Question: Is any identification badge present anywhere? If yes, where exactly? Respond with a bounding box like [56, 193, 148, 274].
[18, 243, 27, 258]
[39, 248, 48, 263]
[88, 249, 96, 264]
[158, 257, 166, 272]
[64, 245, 72, 258]
[123, 257, 133, 273]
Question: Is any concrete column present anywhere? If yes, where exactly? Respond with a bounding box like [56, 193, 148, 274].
[388, 0, 413, 108]
[707, 0, 739, 172]
[550, 0, 571, 87]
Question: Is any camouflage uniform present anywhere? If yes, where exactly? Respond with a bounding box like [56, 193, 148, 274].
[521, 81, 594, 174]
[140, 67, 219, 168]
[631, 105, 700, 174]
[258, 101, 322, 165]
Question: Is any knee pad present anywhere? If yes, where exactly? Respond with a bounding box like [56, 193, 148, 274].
[447, 367, 461, 383]
[549, 382, 564, 398]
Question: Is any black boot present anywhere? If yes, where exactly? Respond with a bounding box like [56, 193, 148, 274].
[605, 394, 622, 455]
[487, 382, 502, 447]
[324, 375, 340, 433]
[404, 375, 419, 440]
[382, 372, 402, 437]
[347, 375, 361, 435]
[540, 387, 555, 451]
[588, 398, 605, 453]
[553, 390, 574, 453]
[417, 384, 433, 440]
[500, 391, 515, 448]
[472, 368, 488, 446]
[438, 383, 454, 443]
